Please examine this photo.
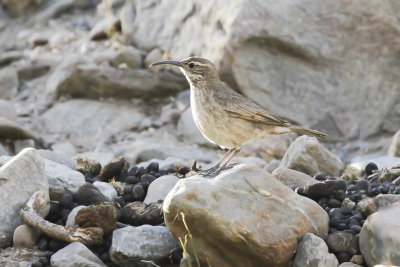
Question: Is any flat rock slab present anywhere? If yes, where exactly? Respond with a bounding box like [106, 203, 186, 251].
[110, 225, 177, 267]
[163, 164, 329, 267]
[50, 242, 106, 267]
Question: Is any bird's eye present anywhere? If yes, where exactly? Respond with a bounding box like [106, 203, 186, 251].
[189, 62, 195, 69]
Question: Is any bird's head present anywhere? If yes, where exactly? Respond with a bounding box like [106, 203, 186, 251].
[150, 57, 219, 86]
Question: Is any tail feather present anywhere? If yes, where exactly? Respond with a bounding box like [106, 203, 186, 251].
[289, 126, 327, 140]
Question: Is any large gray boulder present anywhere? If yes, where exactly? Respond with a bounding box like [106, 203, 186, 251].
[110, 225, 177, 266]
[280, 136, 344, 176]
[50, 242, 106, 267]
[0, 148, 49, 240]
[36, 99, 146, 150]
[163, 164, 329, 267]
[293, 233, 338, 267]
[360, 202, 400, 266]
[125, 0, 400, 139]
[45, 57, 187, 101]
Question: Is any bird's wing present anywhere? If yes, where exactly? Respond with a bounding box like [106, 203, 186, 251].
[218, 85, 288, 127]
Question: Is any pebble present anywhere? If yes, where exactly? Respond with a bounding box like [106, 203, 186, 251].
[365, 162, 378, 176]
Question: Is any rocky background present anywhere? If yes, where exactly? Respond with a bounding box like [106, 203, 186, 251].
[0, 0, 400, 267]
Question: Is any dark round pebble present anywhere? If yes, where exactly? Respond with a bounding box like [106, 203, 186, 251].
[337, 223, 347, 230]
[350, 214, 363, 221]
[334, 190, 346, 201]
[126, 176, 140, 184]
[55, 219, 63, 225]
[328, 227, 338, 233]
[365, 162, 378, 176]
[49, 202, 60, 216]
[350, 225, 361, 233]
[114, 196, 125, 206]
[132, 184, 146, 202]
[135, 167, 147, 177]
[141, 174, 156, 183]
[178, 166, 190, 175]
[314, 173, 329, 181]
[100, 251, 111, 263]
[340, 207, 352, 215]
[31, 261, 42, 267]
[369, 187, 380, 196]
[38, 238, 48, 251]
[347, 184, 355, 191]
[137, 181, 150, 190]
[60, 209, 71, 218]
[146, 162, 159, 173]
[329, 209, 344, 219]
[318, 197, 328, 205]
[117, 169, 129, 182]
[123, 194, 134, 202]
[48, 239, 66, 252]
[124, 186, 133, 195]
[40, 251, 54, 259]
[336, 252, 352, 263]
[128, 166, 138, 176]
[329, 217, 341, 227]
[360, 219, 366, 225]
[380, 185, 389, 194]
[38, 257, 49, 265]
[328, 199, 341, 208]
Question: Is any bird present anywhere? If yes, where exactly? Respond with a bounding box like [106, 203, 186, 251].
[150, 57, 326, 175]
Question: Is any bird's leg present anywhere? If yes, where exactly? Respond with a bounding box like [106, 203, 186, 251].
[200, 148, 234, 175]
[217, 148, 240, 171]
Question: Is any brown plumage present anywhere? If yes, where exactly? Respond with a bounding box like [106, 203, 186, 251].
[150, 57, 326, 175]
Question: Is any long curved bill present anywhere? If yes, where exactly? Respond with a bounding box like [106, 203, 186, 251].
[149, 60, 182, 68]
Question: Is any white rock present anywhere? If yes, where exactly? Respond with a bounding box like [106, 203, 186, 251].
[360, 202, 400, 266]
[0, 148, 49, 240]
[144, 48, 163, 68]
[293, 233, 338, 267]
[163, 164, 329, 266]
[51, 142, 77, 158]
[50, 242, 106, 267]
[0, 67, 18, 99]
[65, 205, 86, 227]
[13, 225, 38, 249]
[0, 99, 17, 121]
[110, 225, 177, 266]
[272, 167, 318, 188]
[388, 130, 400, 157]
[38, 149, 76, 170]
[280, 136, 344, 176]
[265, 159, 280, 173]
[144, 175, 179, 204]
[44, 158, 85, 195]
[110, 46, 143, 69]
[93, 181, 118, 200]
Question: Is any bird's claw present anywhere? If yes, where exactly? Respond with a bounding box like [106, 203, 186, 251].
[198, 163, 239, 177]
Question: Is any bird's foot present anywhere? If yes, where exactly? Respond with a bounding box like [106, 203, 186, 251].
[198, 163, 239, 177]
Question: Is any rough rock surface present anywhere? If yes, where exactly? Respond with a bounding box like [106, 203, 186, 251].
[110, 225, 177, 267]
[50, 242, 106, 267]
[128, 0, 400, 138]
[360, 202, 400, 266]
[163, 164, 329, 267]
[272, 167, 317, 188]
[357, 194, 400, 217]
[293, 233, 338, 267]
[280, 136, 344, 176]
[0, 148, 49, 240]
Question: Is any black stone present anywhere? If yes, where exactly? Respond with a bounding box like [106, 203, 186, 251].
[329, 217, 341, 227]
[132, 185, 146, 202]
[137, 181, 150, 191]
[128, 166, 138, 176]
[169, 246, 183, 263]
[394, 187, 400, 194]
[340, 207, 352, 215]
[114, 196, 125, 206]
[337, 223, 347, 230]
[141, 174, 156, 184]
[178, 166, 190, 175]
[38, 257, 49, 265]
[314, 173, 329, 181]
[123, 194, 134, 203]
[38, 238, 48, 251]
[365, 162, 378, 176]
[99, 156, 126, 181]
[75, 183, 112, 206]
[48, 239, 67, 252]
[56, 219, 63, 225]
[303, 182, 329, 198]
[49, 202, 60, 216]
[146, 162, 159, 173]
[336, 252, 352, 263]
[350, 225, 361, 233]
[334, 190, 346, 201]
[329, 209, 344, 219]
[117, 169, 128, 182]
[126, 176, 140, 184]
[328, 199, 341, 208]
[101, 251, 111, 263]
[59, 194, 73, 209]
[325, 180, 346, 194]
[121, 202, 163, 226]
[135, 167, 147, 177]
[369, 187, 380, 196]
[318, 197, 328, 205]
[40, 251, 54, 259]
[379, 184, 389, 194]
[31, 261, 42, 267]
[60, 209, 70, 218]
[354, 180, 369, 192]
[124, 186, 133, 195]
[350, 214, 363, 221]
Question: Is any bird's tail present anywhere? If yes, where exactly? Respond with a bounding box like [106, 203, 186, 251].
[289, 125, 327, 140]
